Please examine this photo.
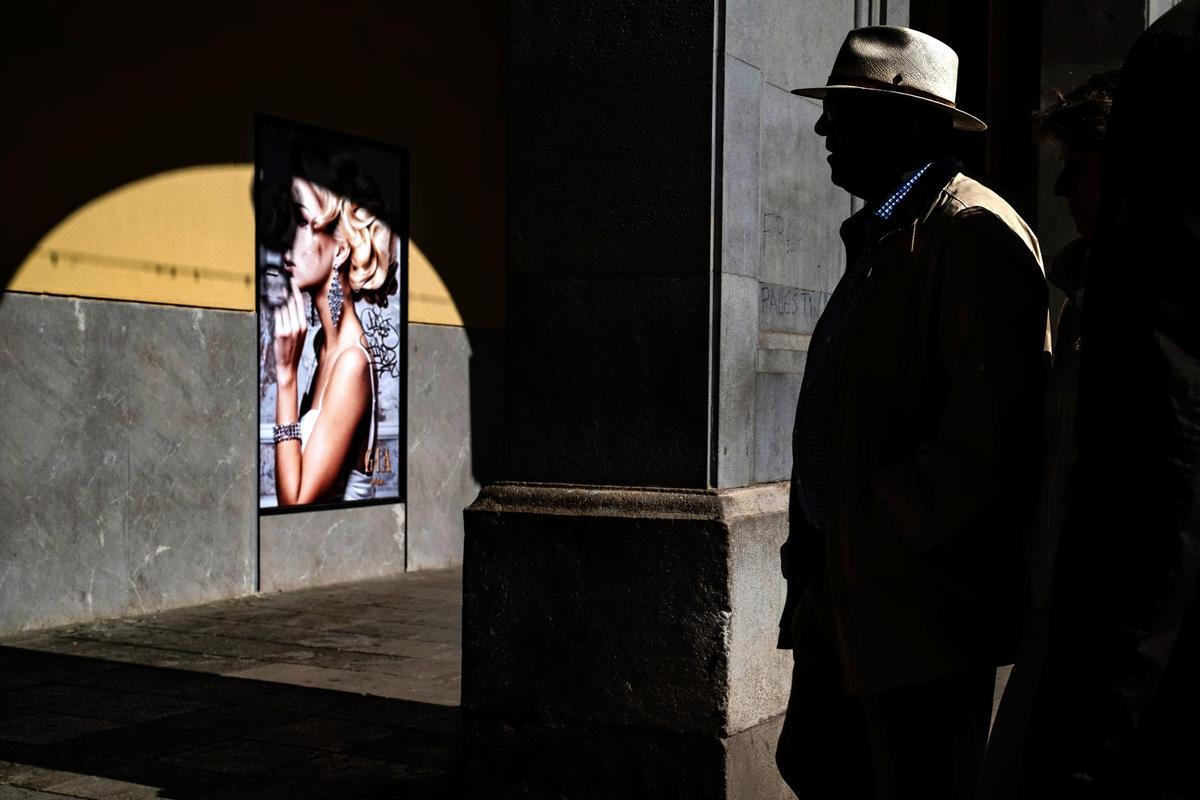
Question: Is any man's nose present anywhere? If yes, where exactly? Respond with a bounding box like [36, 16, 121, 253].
[815, 110, 830, 136]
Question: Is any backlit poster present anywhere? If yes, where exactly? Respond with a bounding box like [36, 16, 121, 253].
[256, 116, 407, 511]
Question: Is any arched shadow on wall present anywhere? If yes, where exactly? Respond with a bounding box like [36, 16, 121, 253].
[0, 0, 506, 492]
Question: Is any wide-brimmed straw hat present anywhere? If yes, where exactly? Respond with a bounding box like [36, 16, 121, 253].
[791, 26, 987, 132]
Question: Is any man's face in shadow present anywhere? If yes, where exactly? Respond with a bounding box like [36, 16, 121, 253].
[815, 92, 927, 201]
[1054, 145, 1103, 239]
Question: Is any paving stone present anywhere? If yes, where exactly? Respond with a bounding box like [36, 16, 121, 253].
[326, 621, 461, 646]
[50, 722, 222, 764]
[101, 762, 235, 798]
[258, 753, 429, 791]
[191, 777, 334, 800]
[225, 664, 456, 703]
[0, 760, 83, 791]
[145, 676, 291, 707]
[156, 739, 319, 778]
[239, 686, 366, 718]
[297, 650, 449, 679]
[359, 768, 463, 800]
[242, 717, 396, 752]
[0, 648, 118, 691]
[2, 683, 130, 715]
[62, 666, 202, 694]
[0, 714, 128, 747]
[156, 705, 307, 736]
[5, 639, 251, 677]
[348, 728, 463, 769]
[0, 738, 129, 776]
[0, 568, 464, 796]
[65, 693, 206, 725]
[403, 709, 464, 736]
[316, 696, 451, 730]
[0, 710, 33, 726]
[0, 785, 67, 799]
[36, 773, 161, 800]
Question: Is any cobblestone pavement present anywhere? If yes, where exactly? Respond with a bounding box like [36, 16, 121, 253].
[0, 567, 463, 799]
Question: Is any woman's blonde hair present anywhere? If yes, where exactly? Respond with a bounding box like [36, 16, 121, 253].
[294, 142, 400, 307]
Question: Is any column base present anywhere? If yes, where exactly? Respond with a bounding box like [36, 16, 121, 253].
[464, 713, 790, 799]
[463, 481, 793, 798]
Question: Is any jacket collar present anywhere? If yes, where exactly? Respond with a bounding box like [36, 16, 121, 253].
[840, 158, 963, 249]
[844, 158, 964, 236]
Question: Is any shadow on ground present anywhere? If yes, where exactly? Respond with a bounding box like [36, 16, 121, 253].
[0, 646, 463, 799]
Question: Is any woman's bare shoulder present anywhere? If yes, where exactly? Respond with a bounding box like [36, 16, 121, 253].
[322, 345, 372, 410]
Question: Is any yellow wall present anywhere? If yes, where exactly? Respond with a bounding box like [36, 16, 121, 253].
[7, 165, 466, 327]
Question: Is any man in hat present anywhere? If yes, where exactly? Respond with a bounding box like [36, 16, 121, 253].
[775, 26, 1050, 798]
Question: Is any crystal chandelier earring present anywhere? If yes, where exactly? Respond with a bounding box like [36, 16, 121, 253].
[328, 269, 344, 329]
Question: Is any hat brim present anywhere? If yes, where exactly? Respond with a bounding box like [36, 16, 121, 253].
[791, 85, 988, 132]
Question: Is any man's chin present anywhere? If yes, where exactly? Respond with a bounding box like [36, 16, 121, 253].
[827, 167, 862, 197]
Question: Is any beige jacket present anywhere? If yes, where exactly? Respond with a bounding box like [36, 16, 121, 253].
[783, 171, 1051, 694]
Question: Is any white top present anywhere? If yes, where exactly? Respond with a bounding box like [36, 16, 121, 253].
[298, 342, 377, 502]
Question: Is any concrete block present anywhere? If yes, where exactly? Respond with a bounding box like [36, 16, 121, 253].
[508, 52, 713, 276]
[504, 273, 711, 488]
[463, 482, 790, 736]
[509, 0, 716, 65]
[464, 713, 790, 799]
[726, 502, 791, 733]
[463, 516, 792, 798]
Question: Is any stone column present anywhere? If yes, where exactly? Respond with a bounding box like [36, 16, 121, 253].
[464, 2, 873, 796]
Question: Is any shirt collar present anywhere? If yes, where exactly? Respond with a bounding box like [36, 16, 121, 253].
[873, 162, 934, 222]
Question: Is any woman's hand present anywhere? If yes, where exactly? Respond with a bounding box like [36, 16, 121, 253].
[273, 282, 307, 389]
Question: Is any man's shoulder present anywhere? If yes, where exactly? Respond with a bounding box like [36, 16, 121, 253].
[932, 173, 1044, 268]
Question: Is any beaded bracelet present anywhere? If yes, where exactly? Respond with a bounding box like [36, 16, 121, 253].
[273, 422, 302, 444]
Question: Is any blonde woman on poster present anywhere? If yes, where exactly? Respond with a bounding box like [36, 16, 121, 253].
[270, 142, 399, 505]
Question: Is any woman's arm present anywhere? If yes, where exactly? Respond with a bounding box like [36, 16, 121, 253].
[290, 349, 370, 505]
[273, 284, 306, 505]
[272, 284, 371, 506]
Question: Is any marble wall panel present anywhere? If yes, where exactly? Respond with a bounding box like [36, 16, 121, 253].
[258, 503, 406, 594]
[124, 305, 257, 610]
[0, 294, 256, 634]
[754, 370, 803, 484]
[725, 0, 764, 67]
[887, 0, 911, 26]
[762, 0, 853, 93]
[407, 323, 503, 570]
[717, 274, 760, 489]
[760, 84, 850, 294]
[722, 54, 764, 280]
